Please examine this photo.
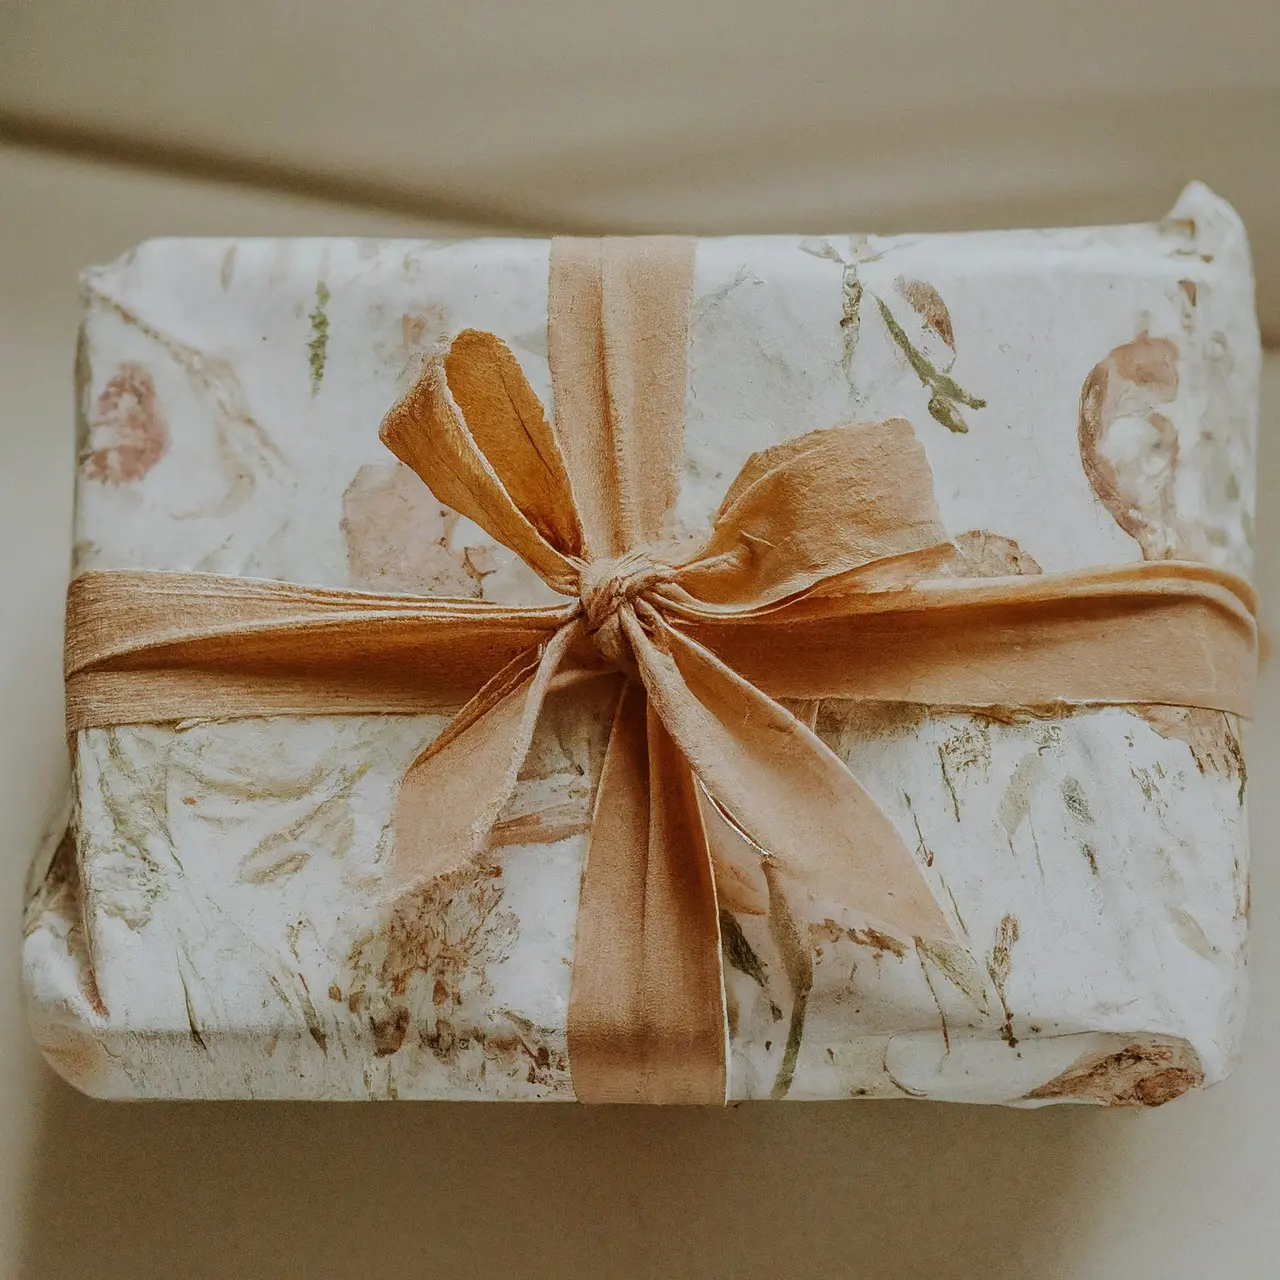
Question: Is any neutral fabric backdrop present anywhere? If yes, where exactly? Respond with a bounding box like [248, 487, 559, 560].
[1, 4, 1277, 1271]
[1, 0, 1277, 342]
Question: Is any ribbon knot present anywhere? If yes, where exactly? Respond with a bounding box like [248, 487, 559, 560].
[578, 550, 675, 671]
[62, 235, 1257, 1107]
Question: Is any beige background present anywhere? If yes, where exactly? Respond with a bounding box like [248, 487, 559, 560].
[2, 2, 1278, 1273]
[2, 0, 1279, 342]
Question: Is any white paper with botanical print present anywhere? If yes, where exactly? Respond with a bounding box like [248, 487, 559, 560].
[24, 182, 1259, 1104]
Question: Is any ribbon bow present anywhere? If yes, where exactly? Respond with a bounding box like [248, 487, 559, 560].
[64, 237, 1257, 1105]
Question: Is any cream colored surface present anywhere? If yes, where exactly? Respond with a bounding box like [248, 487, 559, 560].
[1, 0, 1277, 346]
[2, 143, 1278, 1274]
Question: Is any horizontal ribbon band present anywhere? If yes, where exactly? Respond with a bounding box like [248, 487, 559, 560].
[67, 559, 1256, 729]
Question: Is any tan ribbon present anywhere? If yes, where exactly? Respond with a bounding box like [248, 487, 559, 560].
[64, 237, 1258, 1104]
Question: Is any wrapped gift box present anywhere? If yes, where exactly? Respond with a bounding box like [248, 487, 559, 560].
[24, 182, 1259, 1104]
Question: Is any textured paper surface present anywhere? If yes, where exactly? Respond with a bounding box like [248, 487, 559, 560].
[23, 183, 1260, 1103]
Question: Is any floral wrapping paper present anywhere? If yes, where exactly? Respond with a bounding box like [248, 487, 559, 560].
[24, 183, 1260, 1104]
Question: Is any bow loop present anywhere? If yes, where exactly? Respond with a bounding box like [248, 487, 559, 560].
[671, 419, 955, 614]
[548, 238, 696, 557]
[379, 328, 584, 597]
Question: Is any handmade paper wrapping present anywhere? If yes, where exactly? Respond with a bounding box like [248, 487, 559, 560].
[24, 183, 1259, 1104]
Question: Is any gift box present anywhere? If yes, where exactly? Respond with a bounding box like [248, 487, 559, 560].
[24, 182, 1259, 1104]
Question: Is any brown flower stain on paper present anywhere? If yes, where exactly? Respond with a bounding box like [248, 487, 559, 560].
[810, 918, 909, 960]
[262, 965, 328, 1054]
[370, 302, 450, 388]
[346, 862, 570, 1090]
[361, 864, 516, 1002]
[369, 1005, 410, 1057]
[81, 363, 169, 484]
[944, 530, 1043, 579]
[1079, 332, 1188, 559]
[393, 307, 447, 384]
[1060, 776, 1100, 875]
[488, 802, 591, 849]
[895, 277, 955, 350]
[817, 700, 930, 745]
[986, 913, 1021, 1048]
[936, 722, 993, 822]
[480, 1010, 570, 1088]
[1131, 706, 1246, 804]
[341, 461, 489, 596]
[398, 313, 431, 366]
[1026, 1040, 1204, 1107]
[85, 285, 283, 517]
[237, 765, 369, 886]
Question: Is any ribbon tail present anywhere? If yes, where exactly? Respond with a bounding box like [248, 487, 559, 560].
[696, 702, 835, 916]
[626, 611, 952, 945]
[567, 680, 728, 1104]
[389, 620, 579, 890]
[698, 787, 770, 916]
